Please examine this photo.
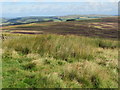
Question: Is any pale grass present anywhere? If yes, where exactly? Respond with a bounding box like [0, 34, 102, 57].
[27, 53, 41, 59]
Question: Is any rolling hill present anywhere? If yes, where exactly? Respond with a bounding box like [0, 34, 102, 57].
[0, 15, 113, 26]
[1, 16, 118, 39]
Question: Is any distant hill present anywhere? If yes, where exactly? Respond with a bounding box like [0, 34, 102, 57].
[0, 16, 60, 26]
[0, 15, 114, 26]
[58, 14, 112, 19]
[0, 18, 8, 23]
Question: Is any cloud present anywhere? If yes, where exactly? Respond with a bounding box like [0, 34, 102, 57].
[0, 0, 119, 2]
[52, 0, 119, 2]
[36, 0, 119, 2]
[1, 2, 118, 18]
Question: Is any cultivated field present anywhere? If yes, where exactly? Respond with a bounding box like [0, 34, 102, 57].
[1, 17, 119, 88]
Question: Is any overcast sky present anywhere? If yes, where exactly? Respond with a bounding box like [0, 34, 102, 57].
[0, 0, 118, 18]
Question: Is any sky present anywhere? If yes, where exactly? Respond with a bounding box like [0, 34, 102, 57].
[0, 0, 119, 18]
[0, 0, 119, 2]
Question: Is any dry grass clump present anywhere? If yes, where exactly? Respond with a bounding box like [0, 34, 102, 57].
[62, 61, 118, 88]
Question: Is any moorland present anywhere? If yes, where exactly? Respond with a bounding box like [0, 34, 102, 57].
[1, 15, 119, 88]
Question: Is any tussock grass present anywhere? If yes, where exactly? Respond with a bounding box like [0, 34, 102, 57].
[3, 34, 94, 60]
[3, 34, 118, 60]
[2, 34, 118, 88]
[62, 61, 118, 88]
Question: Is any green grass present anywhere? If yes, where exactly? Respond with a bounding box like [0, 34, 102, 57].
[2, 34, 118, 88]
